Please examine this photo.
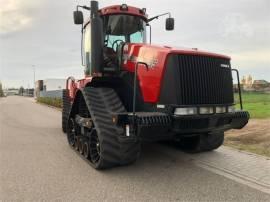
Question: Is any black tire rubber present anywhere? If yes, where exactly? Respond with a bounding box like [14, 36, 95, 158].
[83, 141, 89, 159]
[199, 132, 224, 152]
[175, 132, 224, 153]
[62, 89, 71, 133]
[82, 87, 140, 169]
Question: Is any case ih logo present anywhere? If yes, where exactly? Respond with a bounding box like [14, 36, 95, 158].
[220, 64, 230, 68]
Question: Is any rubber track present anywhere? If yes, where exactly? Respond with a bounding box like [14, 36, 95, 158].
[82, 87, 140, 169]
[62, 89, 71, 133]
[176, 132, 224, 153]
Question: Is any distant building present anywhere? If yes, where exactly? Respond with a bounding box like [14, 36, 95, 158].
[253, 80, 269, 85]
[35, 78, 66, 99]
[240, 75, 269, 92]
[43, 79, 66, 91]
[35, 80, 44, 98]
[3, 89, 19, 96]
[252, 80, 270, 90]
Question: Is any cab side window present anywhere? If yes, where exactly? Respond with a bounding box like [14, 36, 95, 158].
[83, 24, 91, 74]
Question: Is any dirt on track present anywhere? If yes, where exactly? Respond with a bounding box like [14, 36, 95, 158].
[225, 119, 270, 157]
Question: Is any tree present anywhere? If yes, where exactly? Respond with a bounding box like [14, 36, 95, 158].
[0, 81, 4, 97]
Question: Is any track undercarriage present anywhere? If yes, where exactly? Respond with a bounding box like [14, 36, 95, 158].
[64, 87, 140, 169]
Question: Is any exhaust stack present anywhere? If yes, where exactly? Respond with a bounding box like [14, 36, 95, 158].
[90, 1, 104, 74]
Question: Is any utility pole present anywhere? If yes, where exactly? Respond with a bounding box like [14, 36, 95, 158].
[33, 65, 36, 97]
[33, 65, 36, 88]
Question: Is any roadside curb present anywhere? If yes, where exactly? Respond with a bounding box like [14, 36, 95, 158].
[223, 145, 270, 160]
[35, 101, 62, 112]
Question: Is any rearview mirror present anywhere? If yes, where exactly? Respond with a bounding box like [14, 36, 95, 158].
[73, 11, 84, 25]
[166, 18, 174, 31]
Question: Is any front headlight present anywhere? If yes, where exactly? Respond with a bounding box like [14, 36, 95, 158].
[199, 107, 214, 114]
[216, 106, 226, 113]
[228, 106, 235, 113]
[174, 107, 197, 115]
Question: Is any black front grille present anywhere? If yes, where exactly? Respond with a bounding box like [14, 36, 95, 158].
[159, 54, 234, 105]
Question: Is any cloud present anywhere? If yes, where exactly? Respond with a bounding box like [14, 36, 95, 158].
[0, 0, 41, 35]
[221, 13, 254, 39]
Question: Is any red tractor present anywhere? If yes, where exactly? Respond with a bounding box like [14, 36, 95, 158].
[62, 1, 249, 169]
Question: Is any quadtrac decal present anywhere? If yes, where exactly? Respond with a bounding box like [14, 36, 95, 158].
[123, 54, 159, 69]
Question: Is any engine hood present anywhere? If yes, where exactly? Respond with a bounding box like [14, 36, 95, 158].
[122, 43, 230, 71]
[122, 43, 231, 103]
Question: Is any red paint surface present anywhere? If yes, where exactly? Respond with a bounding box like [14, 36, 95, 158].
[121, 44, 230, 103]
[100, 5, 148, 20]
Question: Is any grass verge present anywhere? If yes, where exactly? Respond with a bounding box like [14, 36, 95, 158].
[37, 97, 62, 108]
[234, 92, 270, 118]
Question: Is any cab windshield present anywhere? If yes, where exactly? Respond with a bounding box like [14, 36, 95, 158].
[103, 14, 146, 49]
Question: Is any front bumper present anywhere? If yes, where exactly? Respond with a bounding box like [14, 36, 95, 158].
[172, 110, 249, 134]
[113, 110, 249, 140]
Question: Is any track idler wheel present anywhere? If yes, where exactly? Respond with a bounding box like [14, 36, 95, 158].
[89, 130, 101, 166]
[82, 141, 90, 159]
[74, 137, 80, 151]
[67, 118, 76, 147]
[79, 138, 84, 155]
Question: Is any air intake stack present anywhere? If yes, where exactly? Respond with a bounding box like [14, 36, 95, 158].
[90, 1, 104, 73]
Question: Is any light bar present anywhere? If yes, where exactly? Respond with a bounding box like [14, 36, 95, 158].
[228, 106, 235, 113]
[120, 4, 128, 11]
[216, 106, 226, 113]
[199, 107, 214, 114]
[174, 107, 197, 115]
[174, 106, 236, 116]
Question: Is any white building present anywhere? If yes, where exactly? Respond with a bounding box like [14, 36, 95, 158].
[43, 79, 66, 91]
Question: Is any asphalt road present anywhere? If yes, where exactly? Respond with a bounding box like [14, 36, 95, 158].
[0, 96, 269, 202]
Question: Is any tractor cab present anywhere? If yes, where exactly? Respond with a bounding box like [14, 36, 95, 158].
[73, 2, 174, 75]
[102, 14, 147, 69]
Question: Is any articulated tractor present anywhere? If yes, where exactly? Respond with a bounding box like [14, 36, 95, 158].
[62, 1, 249, 169]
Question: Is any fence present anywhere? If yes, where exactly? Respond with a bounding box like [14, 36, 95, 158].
[39, 90, 63, 98]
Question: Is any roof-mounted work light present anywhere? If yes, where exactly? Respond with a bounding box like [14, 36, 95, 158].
[120, 4, 128, 11]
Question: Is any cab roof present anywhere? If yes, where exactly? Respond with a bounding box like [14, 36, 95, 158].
[99, 5, 148, 21]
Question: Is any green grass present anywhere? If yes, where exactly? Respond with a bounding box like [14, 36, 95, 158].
[234, 92, 270, 118]
[37, 97, 62, 108]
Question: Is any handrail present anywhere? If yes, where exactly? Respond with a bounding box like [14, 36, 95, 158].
[231, 69, 243, 110]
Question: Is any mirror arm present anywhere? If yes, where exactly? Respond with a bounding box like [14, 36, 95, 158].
[147, 12, 171, 23]
[77, 5, 91, 11]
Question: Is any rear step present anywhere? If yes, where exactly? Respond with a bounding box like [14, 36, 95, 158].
[113, 112, 171, 126]
[113, 112, 172, 141]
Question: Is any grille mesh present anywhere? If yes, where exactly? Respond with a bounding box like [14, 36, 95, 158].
[160, 54, 234, 105]
[177, 55, 233, 105]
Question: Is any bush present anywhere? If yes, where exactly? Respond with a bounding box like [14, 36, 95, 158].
[37, 97, 62, 108]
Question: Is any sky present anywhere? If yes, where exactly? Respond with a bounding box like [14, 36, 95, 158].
[0, 0, 270, 88]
